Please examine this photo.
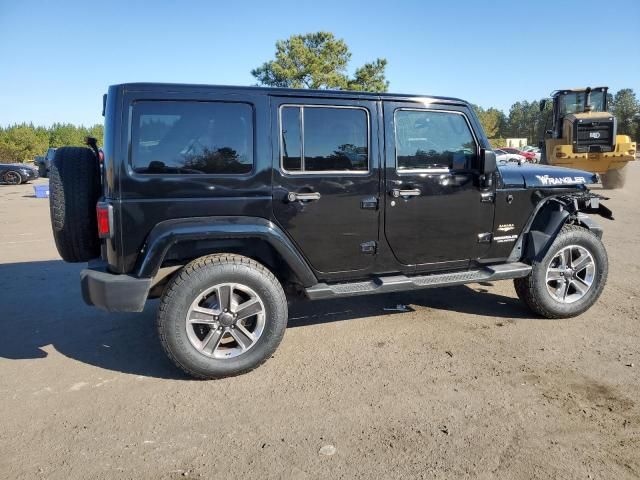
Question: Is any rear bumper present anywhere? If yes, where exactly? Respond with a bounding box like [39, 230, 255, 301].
[81, 261, 151, 312]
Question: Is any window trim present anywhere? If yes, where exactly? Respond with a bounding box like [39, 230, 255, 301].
[393, 108, 479, 174]
[128, 99, 256, 177]
[279, 104, 371, 176]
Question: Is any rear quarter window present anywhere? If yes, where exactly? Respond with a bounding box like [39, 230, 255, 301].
[130, 101, 254, 175]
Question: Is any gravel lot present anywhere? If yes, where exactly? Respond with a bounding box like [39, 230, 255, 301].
[1, 165, 639, 479]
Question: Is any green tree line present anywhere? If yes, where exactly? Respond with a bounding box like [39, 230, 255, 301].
[0, 123, 103, 164]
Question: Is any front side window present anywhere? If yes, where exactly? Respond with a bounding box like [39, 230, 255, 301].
[131, 101, 253, 175]
[395, 110, 477, 171]
[281, 106, 368, 173]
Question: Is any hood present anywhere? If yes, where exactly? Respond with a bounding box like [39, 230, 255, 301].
[498, 163, 599, 189]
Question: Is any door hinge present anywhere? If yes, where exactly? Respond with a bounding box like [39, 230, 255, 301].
[360, 196, 378, 210]
[477, 233, 492, 243]
[360, 241, 377, 254]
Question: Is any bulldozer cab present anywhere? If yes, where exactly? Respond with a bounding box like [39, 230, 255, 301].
[549, 87, 608, 139]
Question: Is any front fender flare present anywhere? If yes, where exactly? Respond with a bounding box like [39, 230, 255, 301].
[509, 193, 607, 263]
[134, 216, 317, 287]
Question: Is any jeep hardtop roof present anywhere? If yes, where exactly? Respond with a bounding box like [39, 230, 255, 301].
[111, 82, 470, 107]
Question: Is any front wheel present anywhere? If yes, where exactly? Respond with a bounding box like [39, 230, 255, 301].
[158, 254, 288, 379]
[514, 225, 608, 319]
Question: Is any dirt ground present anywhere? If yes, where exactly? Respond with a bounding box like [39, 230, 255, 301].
[1, 165, 639, 480]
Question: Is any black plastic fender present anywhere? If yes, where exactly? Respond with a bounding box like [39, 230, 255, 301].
[522, 207, 569, 261]
[134, 216, 317, 287]
[510, 194, 606, 263]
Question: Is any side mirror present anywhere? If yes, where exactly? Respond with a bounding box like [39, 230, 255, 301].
[481, 149, 497, 175]
[540, 99, 547, 112]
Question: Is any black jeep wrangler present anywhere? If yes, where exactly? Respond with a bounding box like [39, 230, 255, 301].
[49, 83, 612, 379]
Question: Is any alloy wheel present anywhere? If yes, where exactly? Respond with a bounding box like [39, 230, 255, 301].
[546, 245, 596, 304]
[185, 283, 266, 359]
[4, 171, 21, 185]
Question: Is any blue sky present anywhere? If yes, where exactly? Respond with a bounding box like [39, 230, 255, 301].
[1, 0, 638, 127]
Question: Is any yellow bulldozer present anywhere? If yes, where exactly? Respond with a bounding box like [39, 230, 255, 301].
[540, 87, 636, 188]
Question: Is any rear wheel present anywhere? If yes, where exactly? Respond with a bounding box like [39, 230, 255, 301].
[158, 254, 288, 379]
[601, 166, 627, 189]
[49, 147, 102, 262]
[2, 170, 23, 185]
[514, 225, 607, 318]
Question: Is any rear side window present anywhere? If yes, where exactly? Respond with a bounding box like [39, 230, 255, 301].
[394, 110, 476, 171]
[131, 101, 253, 175]
[281, 106, 368, 173]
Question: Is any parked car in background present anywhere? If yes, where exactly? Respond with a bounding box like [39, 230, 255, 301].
[0, 163, 39, 184]
[494, 148, 527, 163]
[37, 148, 57, 178]
[501, 147, 537, 162]
[520, 145, 542, 162]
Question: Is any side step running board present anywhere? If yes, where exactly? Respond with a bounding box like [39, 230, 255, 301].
[305, 262, 532, 300]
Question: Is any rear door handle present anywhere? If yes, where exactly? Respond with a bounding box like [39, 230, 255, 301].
[287, 191, 321, 202]
[390, 188, 421, 198]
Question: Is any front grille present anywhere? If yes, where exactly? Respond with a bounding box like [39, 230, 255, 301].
[574, 119, 615, 153]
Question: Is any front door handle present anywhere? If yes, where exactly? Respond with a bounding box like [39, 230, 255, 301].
[390, 188, 421, 198]
[287, 191, 321, 202]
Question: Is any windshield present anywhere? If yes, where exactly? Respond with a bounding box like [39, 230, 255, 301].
[558, 91, 606, 115]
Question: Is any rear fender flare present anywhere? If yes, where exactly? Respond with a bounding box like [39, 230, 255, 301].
[134, 216, 317, 287]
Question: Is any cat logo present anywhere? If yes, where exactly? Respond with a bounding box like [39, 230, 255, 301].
[589, 132, 601, 139]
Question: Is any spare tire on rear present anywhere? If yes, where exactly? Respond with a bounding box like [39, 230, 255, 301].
[49, 147, 102, 262]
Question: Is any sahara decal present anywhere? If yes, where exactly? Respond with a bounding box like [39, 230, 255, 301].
[535, 175, 587, 186]
[497, 223, 515, 232]
[493, 234, 518, 243]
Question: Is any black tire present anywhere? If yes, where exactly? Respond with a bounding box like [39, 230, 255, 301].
[49, 147, 101, 262]
[38, 163, 48, 178]
[2, 170, 23, 185]
[514, 225, 608, 319]
[600, 166, 627, 189]
[158, 254, 288, 379]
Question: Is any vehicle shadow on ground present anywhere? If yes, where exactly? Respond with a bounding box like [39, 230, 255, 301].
[0, 260, 537, 380]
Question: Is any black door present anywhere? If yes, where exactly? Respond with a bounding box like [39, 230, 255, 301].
[383, 102, 494, 271]
[271, 97, 380, 275]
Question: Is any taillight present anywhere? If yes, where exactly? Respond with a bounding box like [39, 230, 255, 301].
[96, 202, 113, 239]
